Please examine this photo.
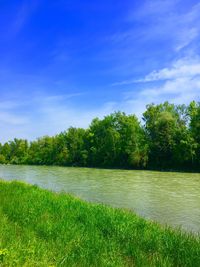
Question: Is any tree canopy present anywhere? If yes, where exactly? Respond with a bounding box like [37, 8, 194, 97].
[0, 102, 199, 171]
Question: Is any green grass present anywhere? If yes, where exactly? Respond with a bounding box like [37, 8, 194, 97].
[0, 180, 199, 267]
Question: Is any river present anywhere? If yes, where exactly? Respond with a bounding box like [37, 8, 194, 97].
[0, 164, 199, 233]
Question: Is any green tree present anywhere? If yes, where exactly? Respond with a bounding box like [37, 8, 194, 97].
[143, 102, 193, 169]
[65, 127, 88, 166]
[28, 136, 55, 165]
[0, 154, 6, 164]
[188, 101, 200, 167]
[88, 112, 148, 168]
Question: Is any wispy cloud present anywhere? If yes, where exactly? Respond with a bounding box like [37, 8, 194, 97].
[108, 0, 200, 81]
[7, 0, 39, 38]
[115, 57, 200, 85]
[0, 99, 30, 126]
[44, 93, 85, 102]
[1, 1, 200, 143]
[0, 93, 117, 143]
[1, 54, 200, 143]
[109, 1, 200, 113]
[128, 1, 200, 52]
[141, 58, 200, 82]
[0, 112, 28, 125]
[117, 56, 200, 118]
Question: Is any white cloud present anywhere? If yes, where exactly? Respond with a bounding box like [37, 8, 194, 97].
[111, 1, 200, 109]
[112, 57, 200, 85]
[175, 28, 198, 52]
[118, 57, 200, 118]
[108, 1, 200, 87]
[139, 57, 200, 82]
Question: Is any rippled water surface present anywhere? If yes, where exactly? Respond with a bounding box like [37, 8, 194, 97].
[0, 164, 200, 233]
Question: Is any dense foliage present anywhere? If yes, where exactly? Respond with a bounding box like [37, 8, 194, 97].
[0, 102, 200, 170]
[1, 180, 199, 266]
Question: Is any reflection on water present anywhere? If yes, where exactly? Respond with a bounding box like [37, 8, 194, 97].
[0, 164, 200, 233]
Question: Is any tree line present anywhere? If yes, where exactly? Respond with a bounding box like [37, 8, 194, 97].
[0, 101, 200, 171]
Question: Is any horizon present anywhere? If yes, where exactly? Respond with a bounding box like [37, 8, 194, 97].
[1, 0, 200, 143]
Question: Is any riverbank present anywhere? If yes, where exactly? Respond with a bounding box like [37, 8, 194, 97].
[0, 180, 200, 266]
[1, 162, 200, 174]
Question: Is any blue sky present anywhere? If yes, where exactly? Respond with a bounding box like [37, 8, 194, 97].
[0, 0, 200, 142]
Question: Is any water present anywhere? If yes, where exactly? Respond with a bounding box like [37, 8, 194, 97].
[0, 164, 200, 233]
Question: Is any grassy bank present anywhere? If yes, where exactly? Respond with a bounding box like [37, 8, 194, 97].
[0, 180, 200, 267]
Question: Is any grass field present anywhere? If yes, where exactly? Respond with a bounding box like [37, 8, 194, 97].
[0, 180, 200, 266]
